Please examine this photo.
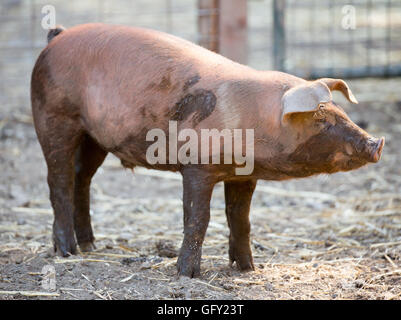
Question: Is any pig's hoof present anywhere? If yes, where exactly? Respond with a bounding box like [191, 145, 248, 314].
[230, 259, 255, 272]
[79, 241, 96, 253]
[54, 240, 77, 257]
[177, 258, 201, 278]
[229, 251, 255, 272]
[237, 260, 255, 272]
[177, 266, 201, 278]
[53, 234, 77, 257]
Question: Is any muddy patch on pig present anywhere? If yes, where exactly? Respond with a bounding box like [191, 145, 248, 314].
[182, 74, 201, 92]
[169, 89, 216, 126]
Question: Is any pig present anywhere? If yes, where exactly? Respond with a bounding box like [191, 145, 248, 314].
[31, 23, 384, 278]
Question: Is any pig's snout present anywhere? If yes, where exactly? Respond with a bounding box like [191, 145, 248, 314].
[357, 136, 385, 163]
[369, 137, 385, 163]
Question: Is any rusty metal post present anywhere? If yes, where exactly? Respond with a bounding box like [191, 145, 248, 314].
[219, 0, 247, 64]
[273, 0, 286, 71]
[198, 0, 220, 52]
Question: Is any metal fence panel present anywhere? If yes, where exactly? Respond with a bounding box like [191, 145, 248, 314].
[273, 0, 401, 78]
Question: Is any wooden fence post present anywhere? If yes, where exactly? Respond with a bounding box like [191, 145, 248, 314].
[273, 0, 286, 71]
[219, 0, 247, 64]
[198, 0, 247, 64]
[198, 0, 220, 53]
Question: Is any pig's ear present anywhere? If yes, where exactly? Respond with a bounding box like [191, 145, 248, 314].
[318, 78, 358, 104]
[281, 82, 331, 124]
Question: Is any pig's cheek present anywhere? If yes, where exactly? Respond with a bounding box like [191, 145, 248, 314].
[333, 152, 345, 162]
[332, 152, 349, 167]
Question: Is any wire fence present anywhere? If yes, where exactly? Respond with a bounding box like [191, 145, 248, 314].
[281, 0, 401, 78]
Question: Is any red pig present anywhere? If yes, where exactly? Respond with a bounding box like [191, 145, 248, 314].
[31, 24, 384, 277]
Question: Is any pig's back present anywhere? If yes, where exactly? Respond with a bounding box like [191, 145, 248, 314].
[46, 23, 250, 85]
[40, 23, 255, 152]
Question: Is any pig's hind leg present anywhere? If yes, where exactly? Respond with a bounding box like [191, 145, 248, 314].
[73, 134, 107, 252]
[33, 114, 84, 257]
[224, 180, 257, 271]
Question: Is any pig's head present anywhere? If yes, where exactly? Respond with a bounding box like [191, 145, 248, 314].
[279, 78, 384, 176]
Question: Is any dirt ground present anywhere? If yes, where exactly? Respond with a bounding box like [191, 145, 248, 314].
[0, 77, 400, 300]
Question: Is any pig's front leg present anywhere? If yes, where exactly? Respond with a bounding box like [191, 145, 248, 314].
[224, 179, 257, 271]
[177, 168, 215, 278]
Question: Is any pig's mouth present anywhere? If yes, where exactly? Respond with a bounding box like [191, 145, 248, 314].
[333, 136, 385, 172]
[343, 136, 385, 170]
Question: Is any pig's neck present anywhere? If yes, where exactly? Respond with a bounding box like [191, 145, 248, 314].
[245, 72, 318, 180]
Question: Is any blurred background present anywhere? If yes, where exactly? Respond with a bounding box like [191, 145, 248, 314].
[0, 0, 401, 300]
